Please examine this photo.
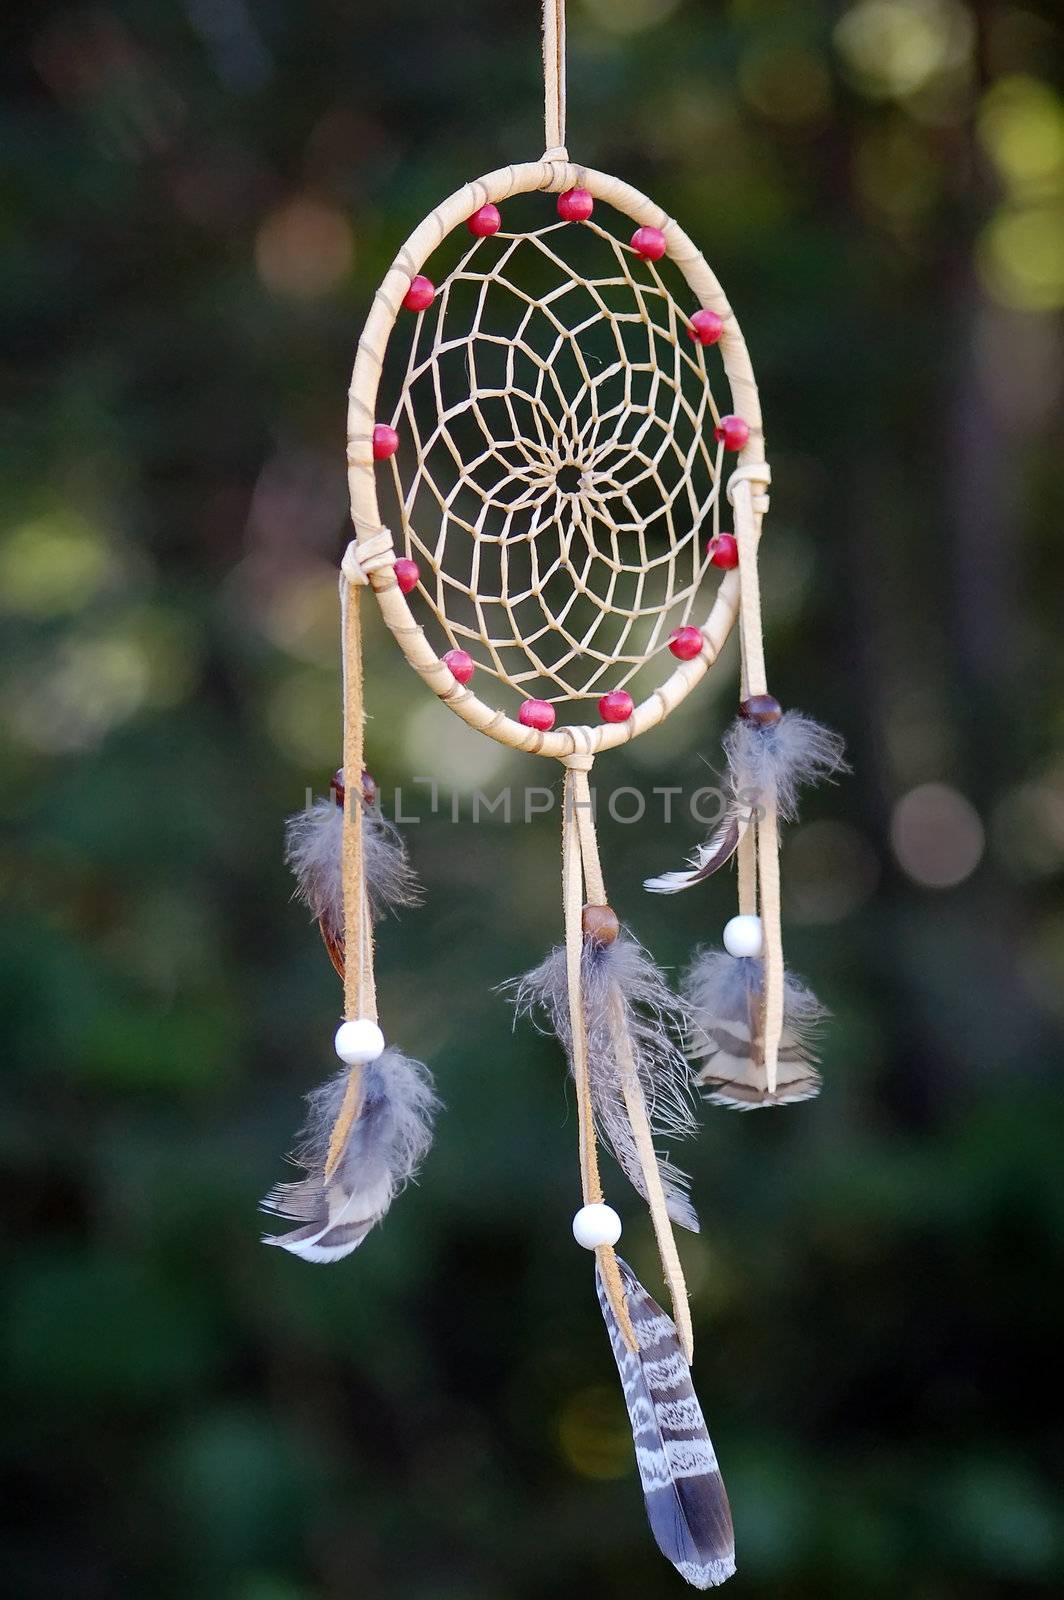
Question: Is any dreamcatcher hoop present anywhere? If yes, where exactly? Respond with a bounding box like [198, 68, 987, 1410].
[346, 159, 770, 759]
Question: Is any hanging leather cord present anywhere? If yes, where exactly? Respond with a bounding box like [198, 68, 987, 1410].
[542, 0, 567, 160]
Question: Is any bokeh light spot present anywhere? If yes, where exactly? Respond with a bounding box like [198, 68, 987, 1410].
[3, 631, 158, 752]
[977, 76, 1064, 196]
[890, 783, 985, 888]
[255, 564, 345, 667]
[255, 198, 354, 300]
[978, 204, 1064, 313]
[581, 0, 681, 35]
[992, 775, 1064, 879]
[266, 668, 340, 767]
[0, 512, 119, 616]
[834, 0, 974, 102]
[403, 699, 513, 795]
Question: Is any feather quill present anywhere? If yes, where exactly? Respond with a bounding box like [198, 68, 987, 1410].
[684, 950, 826, 1109]
[508, 933, 700, 1231]
[285, 793, 420, 975]
[261, 1050, 438, 1261]
[644, 809, 749, 894]
[598, 1256, 735, 1589]
[644, 710, 846, 895]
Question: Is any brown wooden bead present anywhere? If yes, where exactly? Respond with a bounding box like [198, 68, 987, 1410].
[739, 694, 783, 726]
[582, 903, 620, 946]
[331, 768, 345, 805]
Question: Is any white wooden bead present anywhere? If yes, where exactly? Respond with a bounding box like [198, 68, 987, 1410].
[723, 914, 763, 958]
[572, 1203, 622, 1250]
[334, 1018, 386, 1064]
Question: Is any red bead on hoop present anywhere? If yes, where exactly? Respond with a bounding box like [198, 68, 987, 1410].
[519, 699, 555, 731]
[394, 558, 420, 594]
[668, 626, 704, 661]
[630, 225, 667, 261]
[557, 188, 594, 222]
[713, 415, 750, 451]
[599, 690, 635, 723]
[372, 424, 399, 460]
[443, 649, 475, 685]
[707, 534, 739, 570]
[688, 309, 724, 346]
[468, 204, 501, 237]
[402, 275, 436, 312]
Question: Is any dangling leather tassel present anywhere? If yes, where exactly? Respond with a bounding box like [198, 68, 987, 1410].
[646, 461, 843, 1097]
[509, 756, 695, 1360]
[262, 544, 438, 1261]
[509, 924, 700, 1231]
[284, 766, 420, 980]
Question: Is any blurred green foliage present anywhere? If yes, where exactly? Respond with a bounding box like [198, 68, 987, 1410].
[2, 2, 1063, 1596]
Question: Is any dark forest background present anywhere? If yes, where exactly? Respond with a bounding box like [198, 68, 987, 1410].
[2, 2, 1063, 1597]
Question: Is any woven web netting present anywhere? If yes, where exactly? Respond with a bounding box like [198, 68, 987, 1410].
[377, 204, 729, 710]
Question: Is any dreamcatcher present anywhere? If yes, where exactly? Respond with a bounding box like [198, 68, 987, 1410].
[262, 3, 846, 1588]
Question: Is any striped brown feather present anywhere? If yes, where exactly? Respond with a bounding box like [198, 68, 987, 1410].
[597, 1256, 735, 1589]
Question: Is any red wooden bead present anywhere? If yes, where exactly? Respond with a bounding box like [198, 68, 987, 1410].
[599, 690, 635, 723]
[713, 414, 750, 451]
[519, 699, 555, 731]
[402, 275, 435, 312]
[330, 769, 376, 808]
[393, 558, 420, 594]
[631, 225, 667, 261]
[557, 187, 594, 222]
[708, 533, 739, 569]
[688, 309, 724, 346]
[668, 626, 704, 661]
[372, 423, 399, 460]
[443, 648, 474, 685]
[468, 204, 501, 237]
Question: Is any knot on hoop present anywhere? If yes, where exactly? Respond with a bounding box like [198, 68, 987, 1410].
[341, 528, 394, 586]
[727, 461, 772, 517]
[561, 725, 597, 769]
[542, 146, 569, 165]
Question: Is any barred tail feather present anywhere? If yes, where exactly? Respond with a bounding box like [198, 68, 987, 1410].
[684, 951, 826, 1109]
[598, 1257, 735, 1589]
[261, 1050, 438, 1261]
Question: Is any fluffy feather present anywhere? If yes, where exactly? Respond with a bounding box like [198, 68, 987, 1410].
[598, 1256, 736, 1590]
[723, 710, 847, 824]
[261, 1050, 438, 1261]
[644, 711, 846, 895]
[508, 933, 700, 1231]
[684, 951, 826, 1109]
[285, 797, 420, 973]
